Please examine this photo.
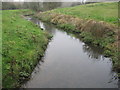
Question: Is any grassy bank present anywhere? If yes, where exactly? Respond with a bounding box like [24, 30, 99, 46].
[35, 2, 120, 74]
[2, 10, 51, 88]
[52, 2, 118, 25]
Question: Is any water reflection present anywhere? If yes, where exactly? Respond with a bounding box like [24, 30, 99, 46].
[23, 17, 119, 88]
[31, 17, 57, 34]
[82, 44, 104, 60]
[62, 32, 105, 60]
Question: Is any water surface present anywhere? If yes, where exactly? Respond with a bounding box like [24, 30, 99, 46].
[23, 17, 119, 88]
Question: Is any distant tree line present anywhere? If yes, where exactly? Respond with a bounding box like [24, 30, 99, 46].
[2, 2, 62, 11]
[2, 2, 23, 10]
[2, 0, 119, 10]
[2, 2, 83, 11]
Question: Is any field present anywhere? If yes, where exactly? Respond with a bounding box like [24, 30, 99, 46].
[2, 10, 51, 88]
[52, 2, 118, 25]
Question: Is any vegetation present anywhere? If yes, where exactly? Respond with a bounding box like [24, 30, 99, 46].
[52, 2, 118, 25]
[2, 9, 51, 88]
[35, 2, 120, 74]
[2, 2, 120, 88]
[2, 2, 23, 10]
[2, 2, 62, 12]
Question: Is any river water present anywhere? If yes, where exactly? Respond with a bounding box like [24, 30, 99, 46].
[23, 17, 119, 88]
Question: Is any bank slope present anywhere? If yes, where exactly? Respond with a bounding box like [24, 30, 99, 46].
[35, 2, 120, 74]
[51, 2, 118, 25]
[2, 10, 51, 88]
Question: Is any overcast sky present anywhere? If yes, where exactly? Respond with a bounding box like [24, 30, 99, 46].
[2, 0, 119, 2]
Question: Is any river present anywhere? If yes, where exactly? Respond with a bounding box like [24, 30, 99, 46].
[22, 17, 119, 88]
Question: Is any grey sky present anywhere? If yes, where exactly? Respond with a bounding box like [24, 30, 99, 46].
[2, 0, 119, 2]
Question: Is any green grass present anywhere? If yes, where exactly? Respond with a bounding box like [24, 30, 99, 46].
[51, 2, 118, 25]
[2, 9, 51, 88]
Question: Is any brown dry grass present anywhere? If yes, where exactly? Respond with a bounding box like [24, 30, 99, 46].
[36, 12, 118, 38]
